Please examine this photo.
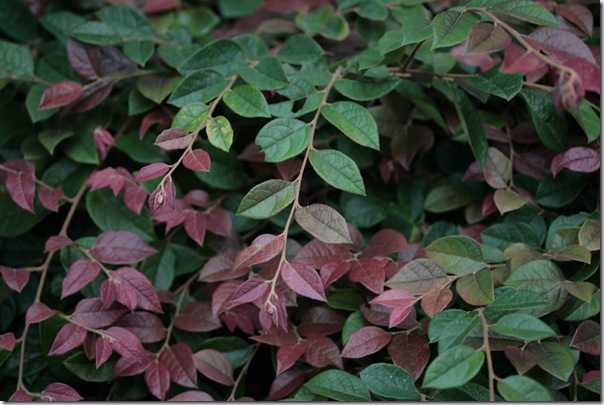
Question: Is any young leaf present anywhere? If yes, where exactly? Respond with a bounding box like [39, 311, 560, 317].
[38, 187, 64, 213]
[497, 375, 553, 401]
[359, 363, 421, 400]
[0, 266, 30, 293]
[281, 262, 327, 301]
[422, 345, 485, 389]
[362, 229, 407, 258]
[193, 349, 234, 386]
[233, 233, 285, 270]
[145, 359, 171, 400]
[226, 278, 270, 310]
[491, 313, 556, 341]
[456, 267, 494, 306]
[206, 116, 233, 152]
[90, 230, 157, 265]
[116, 312, 167, 343]
[159, 343, 198, 388]
[49, 323, 87, 355]
[25, 303, 57, 324]
[256, 118, 310, 163]
[305, 369, 371, 401]
[321, 102, 379, 150]
[184, 211, 207, 246]
[223, 85, 271, 118]
[348, 257, 388, 295]
[103, 327, 147, 360]
[154, 128, 193, 151]
[134, 162, 170, 182]
[421, 287, 453, 318]
[38, 81, 83, 110]
[112, 267, 162, 312]
[9, 389, 32, 402]
[504, 346, 538, 375]
[295, 203, 352, 244]
[0, 332, 16, 351]
[39, 383, 83, 402]
[173, 301, 221, 333]
[6, 172, 35, 213]
[309, 149, 365, 195]
[432, 11, 479, 50]
[62, 259, 101, 299]
[493, 189, 529, 214]
[551, 146, 600, 176]
[276, 34, 324, 64]
[72, 299, 128, 328]
[44, 235, 72, 252]
[465, 22, 511, 54]
[236, 179, 297, 219]
[341, 326, 392, 358]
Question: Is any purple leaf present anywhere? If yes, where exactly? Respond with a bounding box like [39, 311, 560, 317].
[112, 267, 162, 313]
[25, 303, 57, 324]
[96, 337, 113, 368]
[44, 235, 72, 253]
[90, 230, 157, 264]
[62, 259, 101, 299]
[155, 128, 192, 150]
[184, 211, 207, 246]
[145, 359, 171, 400]
[0, 266, 30, 293]
[551, 147, 600, 177]
[104, 326, 146, 361]
[280, 262, 326, 302]
[183, 149, 211, 172]
[49, 323, 87, 355]
[38, 81, 83, 110]
[135, 162, 171, 182]
[38, 187, 64, 212]
[159, 343, 198, 388]
[342, 326, 392, 358]
[72, 298, 128, 328]
[0, 332, 16, 351]
[193, 349, 234, 386]
[116, 312, 167, 343]
[6, 172, 35, 213]
[39, 383, 83, 401]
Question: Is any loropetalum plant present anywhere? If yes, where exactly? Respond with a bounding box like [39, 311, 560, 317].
[0, 0, 600, 401]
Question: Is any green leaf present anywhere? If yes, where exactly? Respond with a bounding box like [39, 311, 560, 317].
[40, 11, 86, 43]
[386, 259, 449, 294]
[239, 57, 290, 90]
[195, 141, 245, 190]
[342, 311, 370, 344]
[169, 70, 228, 108]
[448, 82, 488, 166]
[177, 7, 220, 37]
[422, 345, 484, 389]
[319, 14, 350, 41]
[0, 0, 37, 43]
[206, 116, 233, 152]
[63, 128, 100, 165]
[564, 289, 600, 321]
[381, 7, 432, 53]
[535, 172, 587, 208]
[171, 102, 209, 132]
[136, 73, 179, 105]
[521, 89, 568, 152]
[497, 375, 553, 401]
[359, 363, 421, 400]
[276, 34, 324, 64]
[457, 268, 494, 305]
[481, 222, 541, 250]
[64, 352, 114, 382]
[526, 341, 576, 381]
[178, 39, 245, 76]
[424, 184, 471, 213]
[0, 40, 34, 78]
[432, 11, 480, 50]
[579, 218, 600, 251]
[463, 67, 522, 101]
[196, 336, 254, 369]
[256, 118, 310, 162]
[356, 0, 388, 21]
[217, 0, 263, 18]
[341, 195, 388, 228]
[486, 288, 549, 312]
[86, 189, 156, 242]
[223, 84, 271, 118]
[26, 85, 58, 123]
[96, 5, 153, 40]
[39, 129, 73, 155]
[237, 179, 297, 219]
[69, 21, 121, 45]
[305, 369, 371, 401]
[321, 101, 379, 150]
[327, 291, 365, 311]
[428, 309, 480, 353]
[123, 40, 154, 66]
[309, 149, 365, 195]
[426, 236, 485, 275]
[570, 101, 600, 142]
[116, 130, 169, 164]
[491, 0, 558, 26]
[140, 245, 176, 290]
[491, 313, 556, 341]
[334, 76, 399, 101]
[233, 33, 269, 60]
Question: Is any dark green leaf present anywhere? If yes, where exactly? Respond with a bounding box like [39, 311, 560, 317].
[426, 236, 485, 274]
[237, 179, 297, 219]
[63, 352, 114, 382]
[448, 82, 488, 166]
[422, 345, 484, 389]
[309, 149, 365, 195]
[276, 35, 324, 64]
[178, 39, 245, 76]
[334, 76, 399, 101]
[305, 369, 371, 401]
[570, 101, 600, 142]
[321, 101, 380, 150]
[0, 40, 34, 78]
[463, 67, 522, 101]
[223, 84, 271, 118]
[491, 0, 558, 26]
[239, 57, 290, 90]
[359, 363, 421, 400]
[432, 11, 480, 49]
[168, 70, 228, 108]
[256, 118, 310, 162]
[497, 375, 553, 401]
[521, 89, 568, 152]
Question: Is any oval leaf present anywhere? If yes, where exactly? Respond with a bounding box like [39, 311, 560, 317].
[295, 203, 352, 244]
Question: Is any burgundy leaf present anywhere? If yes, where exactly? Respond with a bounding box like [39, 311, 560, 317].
[39, 383, 83, 401]
[570, 320, 600, 355]
[62, 259, 101, 299]
[501, 43, 546, 74]
[155, 128, 192, 151]
[555, 3, 593, 36]
[206, 206, 233, 237]
[294, 239, 353, 268]
[268, 370, 306, 401]
[96, 337, 113, 368]
[165, 179, 176, 209]
[320, 260, 351, 288]
[226, 278, 270, 310]
[297, 307, 345, 337]
[583, 370, 600, 384]
[371, 289, 417, 328]
[174, 301, 222, 332]
[66, 39, 99, 80]
[551, 147, 600, 177]
[25, 303, 57, 324]
[348, 257, 389, 294]
[276, 343, 307, 375]
[38, 187, 64, 212]
[159, 343, 198, 388]
[104, 326, 146, 360]
[116, 312, 167, 343]
[38, 81, 83, 110]
[482, 193, 497, 216]
[88, 167, 125, 195]
[0, 332, 16, 351]
[234, 234, 285, 270]
[90, 230, 157, 265]
[135, 162, 171, 182]
[0, 266, 30, 292]
[183, 148, 211, 172]
[112, 267, 162, 312]
[93, 127, 115, 160]
[199, 252, 247, 282]
[114, 279, 139, 311]
[6, 172, 35, 213]
[112, 354, 154, 377]
[301, 335, 343, 369]
[260, 289, 288, 332]
[361, 229, 408, 258]
[421, 286, 453, 318]
[68, 80, 112, 114]
[212, 280, 242, 315]
[388, 334, 430, 381]
[184, 189, 210, 208]
[504, 346, 538, 375]
[193, 349, 234, 386]
[184, 211, 207, 246]
[49, 323, 87, 355]
[251, 328, 298, 347]
[342, 326, 392, 358]
[280, 262, 326, 301]
[9, 389, 32, 402]
[44, 235, 72, 252]
[169, 391, 214, 401]
[145, 359, 171, 400]
[139, 109, 172, 139]
[72, 298, 127, 328]
[123, 184, 148, 214]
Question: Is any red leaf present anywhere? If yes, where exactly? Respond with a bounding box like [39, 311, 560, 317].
[159, 343, 198, 388]
[44, 235, 72, 252]
[251, 328, 298, 347]
[301, 335, 343, 369]
[9, 389, 32, 402]
[174, 301, 222, 332]
[504, 346, 538, 375]
[135, 162, 171, 182]
[62, 259, 101, 299]
[0, 266, 30, 292]
[143, 0, 179, 14]
[320, 260, 351, 288]
[193, 349, 234, 386]
[297, 307, 345, 337]
[139, 109, 171, 139]
[583, 370, 600, 384]
[556, 3, 593, 36]
[268, 370, 306, 401]
[72, 298, 127, 328]
[90, 230, 157, 265]
[123, 184, 148, 214]
[39, 81, 83, 110]
[49, 323, 87, 355]
[116, 312, 167, 343]
[211, 280, 242, 315]
[276, 343, 307, 375]
[551, 147, 600, 177]
[342, 326, 392, 359]
[184, 189, 210, 208]
[112, 354, 153, 377]
[87, 167, 126, 195]
[199, 252, 247, 282]
[227, 278, 270, 310]
[371, 289, 417, 328]
[68, 80, 112, 114]
[168, 391, 214, 401]
[260, 289, 288, 332]
[155, 128, 192, 150]
[184, 211, 207, 246]
[38, 187, 64, 212]
[104, 326, 146, 360]
[281, 262, 326, 301]
[6, 172, 35, 213]
[39, 383, 83, 401]
[570, 320, 600, 355]
[112, 267, 162, 312]
[93, 127, 115, 160]
[502, 43, 546, 74]
[183, 148, 211, 172]
[361, 229, 408, 258]
[348, 257, 388, 294]
[421, 286, 453, 318]
[0, 332, 16, 351]
[25, 303, 56, 324]
[388, 334, 430, 381]
[206, 206, 233, 237]
[96, 337, 113, 368]
[234, 234, 285, 270]
[145, 359, 171, 400]
[66, 39, 99, 80]
[482, 193, 497, 216]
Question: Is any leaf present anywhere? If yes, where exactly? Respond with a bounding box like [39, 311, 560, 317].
[481, 222, 541, 251]
[463, 67, 522, 101]
[173, 301, 221, 333]
[69, 21, 120, 45]
[551, 146, 600, 176]
[168, 70, 228, 107]
[362, 229, 407, 258]
[334, 76, 399, 101]
[432, 11, 480, 50]
[134, 162, 170, 182]
[0, 332, 16, 351]
[64, 351, 114, 381]
[349, 257, 388, 295]
[309, 149, 365, 195]
[504, 345, 538, 375]
[424, 183, 471, 213]
[570, 320, 600, 355]
[493, 189, 529, 214]
[171, 102, 210, 132]
[62, 259, 101, 299]
[426, 236, 485, 274]
[226, 278, 270, 310]
[486, 289, 549, 312]
[0, 266, 30, 292]
[421, 287, 453, 318]
[465, 22, 511, 54]
[359, 363, 421, 400]
[234, 233, 285, 270]
[38, 187, 64, 213]
[206, 116, 233, 152]
[448, 82, 488, 166]
[72, 299, 128, 328]
[276, 344, 307, 375]
[39, 129, 74, 155]
[193, 349, 234, 386]
[535, 171, 587, 208]
[491, 313, 556, 341]
[295, 204, 352, 244]
[386, 259, 449, 294]
[456, 267, 494, 306]
[9, 389, 32, 402]
[183, 149, 211, 172]
[117, 312, 167, 343]
[177, 39, 244, 76]
[223, 84, 271, 118]
[305, 369, 371, 401]
[497, 375, 553, 401]
[370, 288, 416, 327]
[321, 102, 380, 150]
[276, 34, 324, 64]
[570, 101, 600, 142]
[112, 267, 162, 312]
[39, 383, 83, 401]
[49, 323, 87, 355]
[341, 326, 392, 358]
[168, 391, 213, 401]
[136, 73, 178, 104]
[184, 211, 207, 246]
[25, 303, 57, 324]
[145, 359, 171, 400]
[6, 172, 35, 213]
[90, 230, 156, 265]
[422, 345, 484, 389]
[0, 40, 34, 78]
[521, 89, 568, 152]
[159, 343, 198, 388]
[239, 56, 290, 90]
[104, 326, 147, 360]
[526, 341, 575, 381]
[388, 334, 430, 382]
[491, 0, 558, 26]
[154, 128, 193, 151]
[256, 118, 310, 163]
[428, 309, 480, 353]
[39, 82, 81, 109]
[281, 262, 327, 301]
[237, 179, 297, 219]
[579, 219, 600, 251]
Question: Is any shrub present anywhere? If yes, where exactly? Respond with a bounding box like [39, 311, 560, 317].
[0, 0, 600, 401]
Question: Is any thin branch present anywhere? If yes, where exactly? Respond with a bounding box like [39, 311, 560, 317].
[477, 308, 496, 401]
[226, 343, 261, 401]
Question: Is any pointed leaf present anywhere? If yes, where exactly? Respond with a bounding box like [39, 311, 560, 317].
[112, 267, 162, 312]
[281, 262, 326, 302]
[39, 383, 83, 401]
[206, 115, 233, 152]
[154, 128, 192, 151]
[551, 146, 600, 176]
[237, 179, 296, 219]
[448, 82, 488, 166]
[223, 84, 271, 118]
[145, 359, 171, 400]
[38, 81, 83, 110]
[570, 320, 600, 355]
[426, 236, 486, 274]
[386, 259, 449, 294]
[388, 334, 430, 382]
[25, 303, 56, 324]
[421, 287, 453, 318]
[305, 369, 371, 401]
[465, 22, 511, 54]
[497, 375, 553, 401]
[276, 34, 323, 64]
[233, 233, 284, 270]
[6, 172, 35, 213]
[422, 345, 485, 389]
[184, 211, 207, 246]
[342, 326, 392, 358]
[359, 363, 421, 400]
[493, 189, 529, 214]
[0, 332, 15, 351]
[227, 278, 270, 309]
[104, 326, 146, 360]
[295, 203, 352, 244]
[193, 349, 234, 386]
[456, 267, 494, 306]
[116, 312, 167, 343]
[44, 235, 72, 252]
[134, 162, 170, 182]
[0, 266, 30, 292]
[49, 323, 87, 355]
[90, 230, 157, 264]
[321, 101, 379, 150]
[256, 118, 310, 163]
[276, 344, 307, 375]
[432, 11, 479, 49]
[309, 149, 365, 195]
[62, 259, 101, 299]
[491, 313, 556, 341]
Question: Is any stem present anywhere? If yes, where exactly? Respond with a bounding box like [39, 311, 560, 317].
[400, 41, 424, 73]
[477, 308, 496, 401]
[0, 165, 57, 191]
[226, 343, 261, 401]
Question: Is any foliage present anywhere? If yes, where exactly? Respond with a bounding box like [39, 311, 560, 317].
[0, 0, 600, 401]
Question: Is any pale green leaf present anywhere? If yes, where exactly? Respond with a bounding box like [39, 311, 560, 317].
[255, 118, 310, 162]
[309, 149, 365, 195]
[426, 236, 486, 275]
[237, 179, 297, 219]
[497, 376, 553, 401]
[206, 116, 233, 152]
[321, 101, 379, 150]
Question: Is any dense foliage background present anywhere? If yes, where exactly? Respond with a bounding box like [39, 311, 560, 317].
[0, 0, 600, 401]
